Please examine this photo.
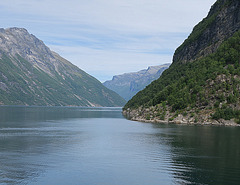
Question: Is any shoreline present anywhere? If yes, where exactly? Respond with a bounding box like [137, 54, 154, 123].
[129, 117, 240, 127]
[122, 110, 240, 127]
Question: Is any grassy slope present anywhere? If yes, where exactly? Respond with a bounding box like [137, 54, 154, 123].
[0, 54, 126, 107]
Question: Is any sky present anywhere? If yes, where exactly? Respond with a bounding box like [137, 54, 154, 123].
[0, 0, 216, 82]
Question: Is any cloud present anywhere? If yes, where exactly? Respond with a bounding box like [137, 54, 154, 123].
[0, 0, 216, 81]
[46, 31, 187, 82]
[0, 0, 216, 33]
[49, 44, 173, 82]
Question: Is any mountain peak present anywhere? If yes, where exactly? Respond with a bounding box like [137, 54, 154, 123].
[103, 64, 170, 101]
[173, 0, 240, 63]
[123, 0, 240, 125]
[6, 27, 29, 33]
[0, 27, 55, 75]
[0, 27, 125, 106]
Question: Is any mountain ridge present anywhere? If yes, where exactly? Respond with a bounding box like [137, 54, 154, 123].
[0, 27, 126, 107]
[173, 0, 240, 63]
[103, 64, 170, 101]
[123, 0, 240, 126]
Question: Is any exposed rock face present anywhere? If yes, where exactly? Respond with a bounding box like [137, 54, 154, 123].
[103, 64, 170, 101]
[123, 0, 240, 126]
[0, 27, 126, 106]
[122, 107, 240, 126]
[173, 0, 240, 63]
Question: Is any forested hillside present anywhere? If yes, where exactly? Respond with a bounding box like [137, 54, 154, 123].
[123, 0, 240, 125]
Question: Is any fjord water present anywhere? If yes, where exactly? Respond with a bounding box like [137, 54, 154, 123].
[0, 106, 239, 185]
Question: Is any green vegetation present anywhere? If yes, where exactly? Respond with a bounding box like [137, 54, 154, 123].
[124, 30, 240, 121]
[0, 27, 126, 107]
[175, 12, 217, 57]
[174, 0, 233, 59]
[212, 106, 240, 121]
[0, 53, 126, 107]
[103, 64, 170, 101]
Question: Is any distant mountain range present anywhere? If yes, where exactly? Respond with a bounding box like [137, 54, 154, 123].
[0, 27, 125, 107]
[103, 64, 170, 101]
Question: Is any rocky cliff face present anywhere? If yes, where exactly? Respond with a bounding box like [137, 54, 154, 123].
[173, 0, 240, 63]
[0, 27, 126, 106]
[123, 0, 240, 126]
[103, 64, 170, 101]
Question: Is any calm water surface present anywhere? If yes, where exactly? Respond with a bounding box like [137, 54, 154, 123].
[0, 106, 239, 185]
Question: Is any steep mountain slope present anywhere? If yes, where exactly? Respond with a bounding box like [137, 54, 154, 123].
[103, 64, 170, 101]
[0, 28, 125, 107]
[123, 0, 240, 125]
[174, 0, 240, 64]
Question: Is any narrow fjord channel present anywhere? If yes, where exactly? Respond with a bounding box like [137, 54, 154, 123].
[0, 106, 239, 185]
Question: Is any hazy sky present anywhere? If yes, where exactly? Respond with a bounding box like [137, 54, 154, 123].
[0, 0, 216, 82]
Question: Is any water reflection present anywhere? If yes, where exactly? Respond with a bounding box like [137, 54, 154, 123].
[151, 124, 240, 185]
[0, 106, 240, 185]
[0, 120, 83, 184]
[0, 106, 123, 124]
[0, 106, 123, 184]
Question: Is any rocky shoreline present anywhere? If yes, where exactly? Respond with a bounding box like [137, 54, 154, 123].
[122, 108, 240, 127]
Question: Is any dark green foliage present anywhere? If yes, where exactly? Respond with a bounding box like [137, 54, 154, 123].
[227, 94, 238, 104]
[174, 0, 234, 61]
[124, 30, 240, 120]
[212, 107, 240, 121]
[175, 12, 217, 57]
[103, 64, 170, 101]
[146, 114, 151, 120]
